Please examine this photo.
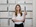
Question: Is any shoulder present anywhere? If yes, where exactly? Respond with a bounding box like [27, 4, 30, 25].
[12, 13, 15, 16]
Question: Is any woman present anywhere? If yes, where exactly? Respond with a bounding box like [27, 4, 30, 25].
[12, 4, 27, 27]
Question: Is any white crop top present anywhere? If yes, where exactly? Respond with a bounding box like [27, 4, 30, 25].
[12, 13, 25, 24]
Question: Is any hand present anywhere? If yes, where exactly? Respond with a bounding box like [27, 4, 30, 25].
[24, 12, 27, 15]
[23, 19, 25, 22]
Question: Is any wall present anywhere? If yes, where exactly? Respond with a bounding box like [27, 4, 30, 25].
[0, 0, 34, 27]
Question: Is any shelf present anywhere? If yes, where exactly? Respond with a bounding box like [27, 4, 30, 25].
[0, 18, 32, 19]
[24, 3, 32, 5]
[0, 10, 33, 12]
[0, 18, 11, 19]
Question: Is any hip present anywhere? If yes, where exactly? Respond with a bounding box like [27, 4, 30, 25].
[14, 23, 24, 27]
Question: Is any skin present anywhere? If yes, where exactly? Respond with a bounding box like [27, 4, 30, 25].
[12, 6, 27, 22]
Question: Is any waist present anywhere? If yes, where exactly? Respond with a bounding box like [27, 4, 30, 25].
[14, 22, 23, 24]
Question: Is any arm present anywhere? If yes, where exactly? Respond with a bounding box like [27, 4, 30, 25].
[12, 19, 23, 22]
[23, 11, 27, 22]
[12, 15, 26, 22]
[22, 15, 26, 22]
[12, 12, 27, 22]
[12, 19, 15, 22]
[24, 11, 27, 15]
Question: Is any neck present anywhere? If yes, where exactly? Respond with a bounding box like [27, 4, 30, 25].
[17, 11, 20, 14]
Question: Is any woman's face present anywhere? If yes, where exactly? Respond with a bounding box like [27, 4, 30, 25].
[16, 6, 20, 11]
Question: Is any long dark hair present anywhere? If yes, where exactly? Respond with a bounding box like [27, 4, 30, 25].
[15, 4, 22, 16]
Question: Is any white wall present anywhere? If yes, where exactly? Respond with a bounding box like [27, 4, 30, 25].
[0, 0, 35, 27]
[33, 0, 36, 27]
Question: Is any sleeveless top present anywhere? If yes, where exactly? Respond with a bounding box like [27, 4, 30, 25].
[12, 13, 25, 24]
